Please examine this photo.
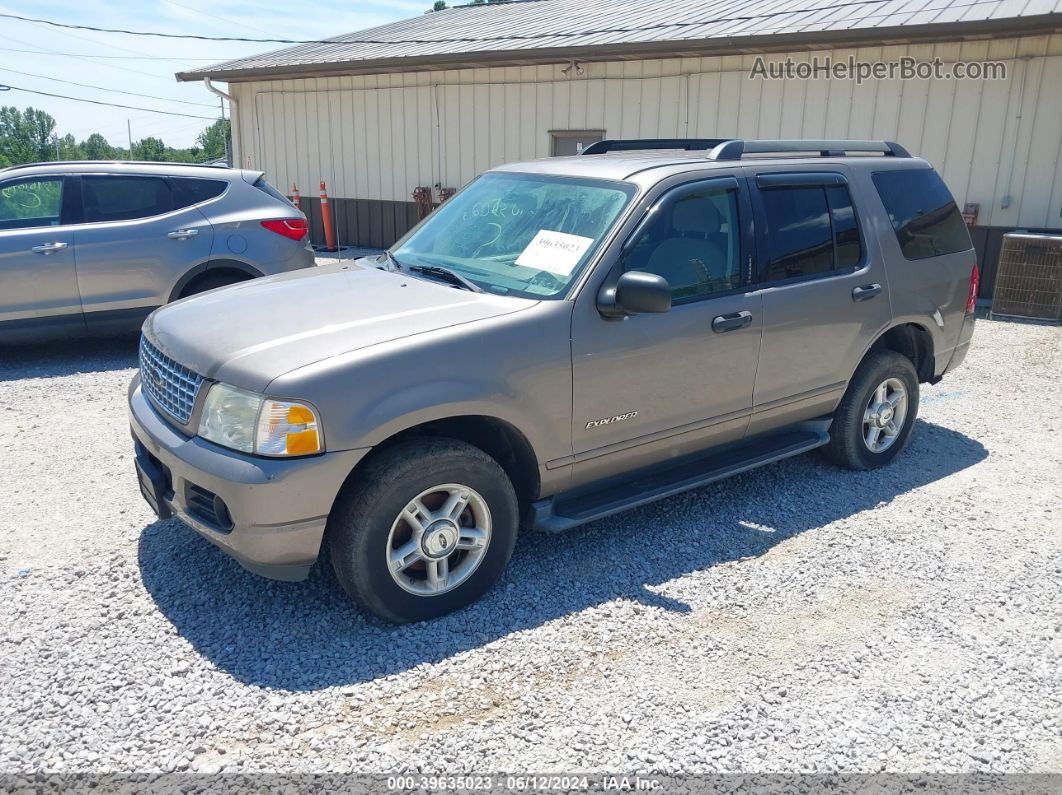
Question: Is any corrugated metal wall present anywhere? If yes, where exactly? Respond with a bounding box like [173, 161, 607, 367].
[232, 33, 1062, 236]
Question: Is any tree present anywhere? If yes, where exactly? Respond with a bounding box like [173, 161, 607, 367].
[430, 0, 447, 9]
[196, 118, 230, 162]
[132, 136, 167, 161]
[57, 133, 82, 160]
[81, 133, 117, 160]
[0, 106, 57, 166]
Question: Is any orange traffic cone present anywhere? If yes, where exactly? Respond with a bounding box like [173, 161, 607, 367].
[319, 180, 337, 251]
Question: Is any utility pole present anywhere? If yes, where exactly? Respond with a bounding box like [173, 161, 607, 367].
[127, 119, 133, 160]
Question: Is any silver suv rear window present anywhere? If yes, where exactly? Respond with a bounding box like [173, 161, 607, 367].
[253, 176, 294, 207]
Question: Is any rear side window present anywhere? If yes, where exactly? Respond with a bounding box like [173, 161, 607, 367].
[759, 183, 863, 282]
[872, 169, 972, 259]
[172, 177, 226, 209]
[82, 176, 172, 223]
[253, 176, 294, 207]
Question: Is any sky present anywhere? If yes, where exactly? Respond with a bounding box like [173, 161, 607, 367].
[0, 0, 425, 149]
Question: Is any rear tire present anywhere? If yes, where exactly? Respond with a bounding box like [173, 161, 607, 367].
[180, 272, 250, 298]
[823, 351, 919, 470]
[327, 438, 518, 623]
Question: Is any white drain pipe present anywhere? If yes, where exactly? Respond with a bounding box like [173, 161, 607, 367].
[203, 78, 240, 167]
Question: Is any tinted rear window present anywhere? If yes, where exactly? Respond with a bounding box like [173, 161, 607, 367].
[172, 177, 226, 209]
[872, 169, 972, 259]
[759, 182, 863, 282]
[82, 176, 172, 223]
[253, 176, 294, 207]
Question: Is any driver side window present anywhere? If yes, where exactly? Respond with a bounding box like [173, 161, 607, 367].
[0, 177, 65, 230]
[624, 184, 741, 301]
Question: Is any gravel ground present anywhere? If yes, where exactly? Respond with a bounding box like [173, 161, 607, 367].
[0, 319, 1059, 777]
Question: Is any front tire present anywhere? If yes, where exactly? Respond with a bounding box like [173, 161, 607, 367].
[823, 351, 919, 470]
[328, 438, 518, 623]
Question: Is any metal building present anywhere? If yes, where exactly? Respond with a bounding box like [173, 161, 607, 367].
[177, 0, 1062, 297]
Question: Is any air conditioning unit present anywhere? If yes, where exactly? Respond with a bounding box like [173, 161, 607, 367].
[990, 233, 1062, 323]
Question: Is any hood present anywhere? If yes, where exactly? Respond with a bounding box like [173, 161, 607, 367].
[146, 261, 532, 392]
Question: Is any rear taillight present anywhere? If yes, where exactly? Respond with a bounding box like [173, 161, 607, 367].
[261, 218, 308, 241]
[966, 264, 980, 314]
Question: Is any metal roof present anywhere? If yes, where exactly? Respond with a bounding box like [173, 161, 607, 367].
[176, 0, 1062, 82]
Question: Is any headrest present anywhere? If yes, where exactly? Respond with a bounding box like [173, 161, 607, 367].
[671, 196, 722, 235]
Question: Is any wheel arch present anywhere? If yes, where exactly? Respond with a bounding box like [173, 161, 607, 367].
[336, 413, 542, 512]
[169, 258, 263, 302]
[864, 322, 936, 383]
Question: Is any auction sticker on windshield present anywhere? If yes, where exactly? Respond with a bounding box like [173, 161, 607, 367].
[515, 229, 595, 275]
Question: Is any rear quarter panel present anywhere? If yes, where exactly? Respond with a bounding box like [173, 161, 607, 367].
[205, 182, 314, 275]
[851, 162, 976, 376]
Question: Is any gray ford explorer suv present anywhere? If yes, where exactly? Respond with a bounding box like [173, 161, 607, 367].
[129, 139, 978, 623]
[0, 160, 314, 343]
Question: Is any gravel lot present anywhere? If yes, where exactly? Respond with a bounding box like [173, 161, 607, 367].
[0, 319, 1059, 777]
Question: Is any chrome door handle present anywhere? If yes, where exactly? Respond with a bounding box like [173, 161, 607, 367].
[852, 283, 882, 301]
[167, 228, 199, 240]
[712, 310, 753, 333]
[31, 241, 68, 255]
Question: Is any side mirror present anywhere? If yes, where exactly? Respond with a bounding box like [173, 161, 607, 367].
[598, 271, 672, 317]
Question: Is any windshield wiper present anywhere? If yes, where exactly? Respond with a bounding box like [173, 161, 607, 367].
[408, 264, 483, 293]
[378, 249, 404, 271]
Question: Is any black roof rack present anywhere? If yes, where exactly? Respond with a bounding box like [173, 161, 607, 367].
[0, 160, 231, 173]
[581, 138, 911, 159]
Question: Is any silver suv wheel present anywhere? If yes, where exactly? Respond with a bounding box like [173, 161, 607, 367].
[385, 483, 492, 597]
[862, 377, 908, 453]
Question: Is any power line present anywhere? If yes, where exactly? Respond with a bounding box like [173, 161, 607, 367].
[0, 84, 219, 120]
[0, 67, 217, 107]
[12, 11, 196, 68]
[160, 0, 278, 36]
[0, 46, 221, 60]
[0, 2, 912, 46]
[0, 33, 190, 84]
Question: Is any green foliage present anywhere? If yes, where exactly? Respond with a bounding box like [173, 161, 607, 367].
[131, 136, 167, 161]
[82, 133, 117, 160]
[431, 0, 447, 9]
[195, 118, 230, 161]
[0, 105, 228, 167]
[0, 106, 57, 167]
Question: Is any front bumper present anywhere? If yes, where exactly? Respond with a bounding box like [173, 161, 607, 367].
[129, 377, 369, 581]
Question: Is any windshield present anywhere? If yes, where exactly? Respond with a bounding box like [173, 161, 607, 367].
[391, 172, 635, 299]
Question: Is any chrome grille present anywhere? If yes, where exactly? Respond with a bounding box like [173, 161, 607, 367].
[139, 337, 204, 424]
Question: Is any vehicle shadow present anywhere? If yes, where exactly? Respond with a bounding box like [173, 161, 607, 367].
[138, 419, 987, 691]
[0, 334, 139, 381]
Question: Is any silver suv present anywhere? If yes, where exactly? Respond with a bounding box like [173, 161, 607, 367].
[129, 139, 978, 623]
[0, 161, 314, 342]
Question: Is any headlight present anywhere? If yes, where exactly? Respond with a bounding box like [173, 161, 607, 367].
[197, 383, 322, 456]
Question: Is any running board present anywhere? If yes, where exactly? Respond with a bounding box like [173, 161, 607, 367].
[529, 429, 829, 534]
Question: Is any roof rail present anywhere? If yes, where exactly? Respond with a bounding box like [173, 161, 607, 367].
[0, 160, 230, 173]
[708, 139, 911, 160]
[581, 138, 729, 155]
[579, 138, 911, 159]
